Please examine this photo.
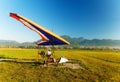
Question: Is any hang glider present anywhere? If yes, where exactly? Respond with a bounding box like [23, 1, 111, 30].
[10, 13, 70, 45]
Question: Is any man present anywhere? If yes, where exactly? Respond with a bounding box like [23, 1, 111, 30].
[46, 48, 56, 63]
[46, 48, 52, 58]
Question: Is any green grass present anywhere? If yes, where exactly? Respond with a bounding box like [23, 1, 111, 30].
[0, 48, 38, 59]
[0, 48, 120, 82]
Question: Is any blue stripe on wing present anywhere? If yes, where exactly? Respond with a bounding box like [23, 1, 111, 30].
[26, 21, 67, 45]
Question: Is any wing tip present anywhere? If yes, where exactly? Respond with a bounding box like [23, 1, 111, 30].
[10, 13, 20, 20]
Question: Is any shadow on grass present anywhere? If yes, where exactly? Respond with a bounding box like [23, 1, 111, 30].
[0, 58, 43, 66]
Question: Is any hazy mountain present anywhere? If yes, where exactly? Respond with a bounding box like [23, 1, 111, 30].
[0, 40, 20, 47]
[0, 35, 120, 47]
[0, 40, 36, 48]
[61, 35, 120, 46]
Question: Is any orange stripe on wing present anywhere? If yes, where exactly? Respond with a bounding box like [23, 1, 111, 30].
[19, 19, 49, 41]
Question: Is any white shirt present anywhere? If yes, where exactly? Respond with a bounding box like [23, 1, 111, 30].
[47, 51, 51, 55]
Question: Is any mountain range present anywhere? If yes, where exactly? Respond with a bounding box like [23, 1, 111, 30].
[62, 35, 120, 46]
[0, 35, 120, 47]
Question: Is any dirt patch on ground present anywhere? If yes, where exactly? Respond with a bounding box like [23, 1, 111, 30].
[63, 63, 82, 69]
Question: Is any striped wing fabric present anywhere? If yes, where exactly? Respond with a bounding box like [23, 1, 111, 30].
[10, 13, 70, 45]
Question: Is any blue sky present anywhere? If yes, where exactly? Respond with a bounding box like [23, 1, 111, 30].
[0, 0, 120, 42]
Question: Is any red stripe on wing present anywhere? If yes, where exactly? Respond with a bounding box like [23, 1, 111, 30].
[10, 13, 20, 20]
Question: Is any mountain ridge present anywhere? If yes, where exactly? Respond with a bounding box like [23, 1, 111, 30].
[61, 35, 120, 46]
[0, 35, 120, 47]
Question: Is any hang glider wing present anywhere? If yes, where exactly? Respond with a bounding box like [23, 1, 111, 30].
[10, 13, 70, 45]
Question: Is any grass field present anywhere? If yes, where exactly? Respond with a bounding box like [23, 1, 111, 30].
[0, 48, 120, 82]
